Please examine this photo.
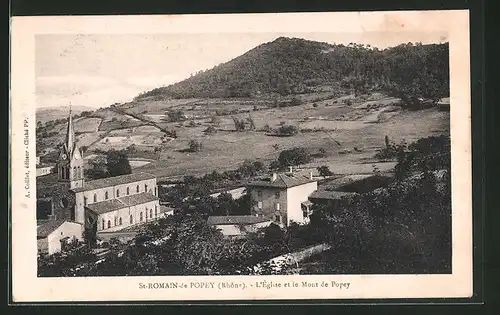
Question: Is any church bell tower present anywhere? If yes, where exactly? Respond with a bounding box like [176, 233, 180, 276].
[57, 106, 85, 191]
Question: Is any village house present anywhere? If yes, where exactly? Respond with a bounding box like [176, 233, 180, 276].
[37, 219, 84, 255]
[247, 171, 318, 227]
[207, 215, 273, 238]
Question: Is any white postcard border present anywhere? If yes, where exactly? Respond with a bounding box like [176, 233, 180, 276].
[10, 10, 472, 302]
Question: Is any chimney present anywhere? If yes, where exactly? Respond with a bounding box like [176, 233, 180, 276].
[271, 173, 277, 182]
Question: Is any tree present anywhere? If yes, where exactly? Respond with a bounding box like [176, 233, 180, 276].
[232, 117, 246, 131]
[85, 155, 109, 179]
[106, 150, 132, 177]
[317, 166, 333, 177]
[269, 160, 281, 171]
[278, 147, 311, 168]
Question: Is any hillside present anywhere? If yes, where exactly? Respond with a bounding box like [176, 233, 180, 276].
[36, 105, 95, 124]
[135, 37, 449, 101]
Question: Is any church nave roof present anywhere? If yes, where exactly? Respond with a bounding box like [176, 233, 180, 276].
[72, 172, 156, 193]
[85, 192, 159, 215]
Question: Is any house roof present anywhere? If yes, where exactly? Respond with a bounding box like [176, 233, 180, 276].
[72, 172, 156, 193]
[309, 190, 359, 200]
[207, 215, 272, 226]
[247, 173, 316, 189]
[118, 192, 159, 207]
[37, 219, 81, 238]
[86, 192, 159, 215]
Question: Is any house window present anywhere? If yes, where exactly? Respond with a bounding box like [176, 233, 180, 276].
[105, 191, 109, 200]
[257, 201, 263, 209]
[275, 215, 281, 223]
[275, 191, 280, 199]
[303, 210, 309, 219]
[140, 212, 143, 222]
[119, 217, 122, 225]
[136, 185, 140, 193]
[150, 209, 153, 218]
[275, 202, 280, 211]
[154, 187, 157, 196]
[130, 215, 133, 224]
[116, 189, 120, 197]
[127, 187, 130, 195]
[94, 194, 97, 203]
[84, 197, 87, 206]
[257, 190, 262, 197]
[108, 220, 111, 229]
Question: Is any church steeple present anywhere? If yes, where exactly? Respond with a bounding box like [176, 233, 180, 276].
[57, 105, 85, 190]
[65, 105, 76, 158]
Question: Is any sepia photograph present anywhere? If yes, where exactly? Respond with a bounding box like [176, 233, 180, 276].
[11, 11, 472, 302]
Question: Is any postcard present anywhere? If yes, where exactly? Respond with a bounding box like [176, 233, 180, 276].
[10, 10, 472, 302]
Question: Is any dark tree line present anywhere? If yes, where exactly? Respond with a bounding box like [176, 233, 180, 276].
[85, 150, 132, 180]
[135, 37, 449, 101]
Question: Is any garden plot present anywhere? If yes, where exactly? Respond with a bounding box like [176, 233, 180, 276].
[74, 117, 102, 133]
[76, 132, 106, 148]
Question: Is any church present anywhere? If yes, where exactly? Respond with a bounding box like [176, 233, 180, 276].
[38, 109, 161, 252]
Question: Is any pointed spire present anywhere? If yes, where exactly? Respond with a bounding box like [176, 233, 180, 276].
[65, 105, 75, 156]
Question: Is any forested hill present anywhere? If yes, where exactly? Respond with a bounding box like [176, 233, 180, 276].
[135, 37, 449, 101]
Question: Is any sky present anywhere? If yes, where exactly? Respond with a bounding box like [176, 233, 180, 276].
[35, 31, 447, 109]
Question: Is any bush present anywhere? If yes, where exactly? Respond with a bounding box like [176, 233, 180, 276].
[203, 126, 217, 134]
[276, 125, 299, 137]
[188, 140, 203, 152]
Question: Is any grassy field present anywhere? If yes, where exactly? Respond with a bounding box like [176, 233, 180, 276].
[36, 92, 450, 181]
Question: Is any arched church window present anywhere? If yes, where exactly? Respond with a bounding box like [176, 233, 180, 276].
[119, 217, 122, 225]
[94, 194, 97, 203]
[150, 209, 153, 219]
[117, 189, 120, 197]
[127, 187, 130, 195]
[105, 191, 109, 200]
[145, 209, 148, 220]
[107, 220, 111, 229]
[77, 166, 81, 178]
[136, 185, 139, 193]
[73, 166, 76, 178]
[155, 206, 158, 217]
[84, 197, 87, 206]
[140, 212, 143, 222]
[102, 219, 105, 230]
[145, 184, 148, 192]
[130, 215, 133, 224]
[114, 217, 117, 226]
